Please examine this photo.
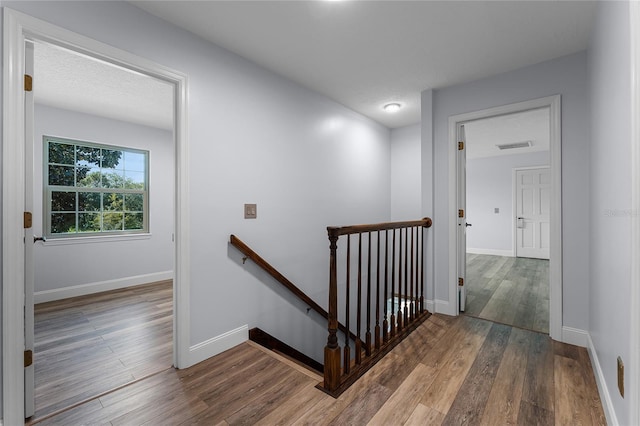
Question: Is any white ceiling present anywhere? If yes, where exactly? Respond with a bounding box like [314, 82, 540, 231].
[464, 108, 550, 160]
[133, 0, 595, 129]
[34, 1, 595, 132]
[34, 42, 174, 130]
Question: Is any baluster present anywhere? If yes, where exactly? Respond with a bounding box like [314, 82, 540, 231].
[420, 225, 425, 313]
[383, 230, 389, 343]
[390, 229, 396, 337]
[324, 230, 341, 391]
[344, 235, 351, 374]
[375, 230, 381, 350]
[410, 226, 415, 322]
[397, 228, 403, 332]
[404, 227, 409, 327]
[365, 232, 372, 356]
[356, 233, 362, 365]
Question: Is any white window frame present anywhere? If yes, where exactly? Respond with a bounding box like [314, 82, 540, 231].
[43, 135, 149, 238]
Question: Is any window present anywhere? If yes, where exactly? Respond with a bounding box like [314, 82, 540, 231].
[44, 136, 148, 238]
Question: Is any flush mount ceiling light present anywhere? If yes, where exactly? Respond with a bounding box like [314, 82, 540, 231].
[383, 103, 402, 113]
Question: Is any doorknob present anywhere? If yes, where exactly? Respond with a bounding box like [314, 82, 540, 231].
[33, 236, 47, 243]
[465, 223, 472, 227]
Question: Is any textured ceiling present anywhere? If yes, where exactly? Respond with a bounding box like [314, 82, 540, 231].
[133, 0, 595, 128]
[34, 41, 174, 131]
[464, 108, 550, 160]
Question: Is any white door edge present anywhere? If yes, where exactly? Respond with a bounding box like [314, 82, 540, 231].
[2, 8, 190, 424]
[447, 95, 562, 342]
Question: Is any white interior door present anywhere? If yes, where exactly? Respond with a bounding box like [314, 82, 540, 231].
[457, 124, 467, 312]
[516, 167, 550, 260]
[24, 40, 36, 418]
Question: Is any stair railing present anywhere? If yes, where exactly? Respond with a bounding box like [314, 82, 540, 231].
[322, 218, 433, 396]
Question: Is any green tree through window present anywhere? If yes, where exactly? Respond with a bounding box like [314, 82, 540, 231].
[45, 136, 148, 237]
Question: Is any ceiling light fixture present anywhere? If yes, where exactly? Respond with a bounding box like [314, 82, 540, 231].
[383, 103, 401, 113]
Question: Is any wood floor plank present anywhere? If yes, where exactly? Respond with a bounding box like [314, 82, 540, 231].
[366, 363, 436, 425]
[328, 382, 393, 426]
[403, 403, 445, 426]
[522, 331, 555, 413]
[442, 322, 511, 425]
[554, 355, 594, 426]
[420, 317, 492, 414]
[479, 327, 531, 426]
[578, 348, 607, 426]
[517, 400, 554, 426]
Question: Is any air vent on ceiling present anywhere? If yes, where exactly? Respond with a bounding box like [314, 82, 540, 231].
[496, 140, 532, 150]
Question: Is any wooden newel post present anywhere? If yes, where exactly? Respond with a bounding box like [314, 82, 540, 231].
[324, 229, 341, 391]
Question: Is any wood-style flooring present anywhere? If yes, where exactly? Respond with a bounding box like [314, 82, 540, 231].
[33, 313, 606, 425]
[465, 254, 549, 334]
[32, 281, 173, 421]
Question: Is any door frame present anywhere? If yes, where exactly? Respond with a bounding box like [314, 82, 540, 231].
[2, 8, 191, 424]
[447, 95, 562, 341]
[512, 166, 551, 259]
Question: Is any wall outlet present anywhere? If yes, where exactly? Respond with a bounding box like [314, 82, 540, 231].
[244, 203, 257, 219]
[617, 356, 624, 398]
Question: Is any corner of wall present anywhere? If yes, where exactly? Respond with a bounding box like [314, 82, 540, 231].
[186, 325, 248, 367]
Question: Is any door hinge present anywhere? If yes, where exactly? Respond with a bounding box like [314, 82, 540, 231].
[458, 209, 464, 218]
[24, 74, 33, 92]
[458, 277, 464, 286]
[24, 349, 33, 368]
[458, 141, 464, 150]
[24, 211, 33, 229]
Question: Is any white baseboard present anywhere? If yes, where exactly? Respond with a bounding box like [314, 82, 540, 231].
[426, 299, 453, 316]
[34, 271, 173, 303]
[587, 334, 619, 426]
[561, 326, 588, 347]
[466, 248, 514, 257]
[187, 325, 248, 366]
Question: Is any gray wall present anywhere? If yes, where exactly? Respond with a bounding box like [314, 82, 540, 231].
[589, 2, 633, 424]
[424, 51, 590, 330]
[390, 124, 421, 221]
[466, 151, 549, 254]
[2, 1, 392, 365]
[33, 104, 174, 295]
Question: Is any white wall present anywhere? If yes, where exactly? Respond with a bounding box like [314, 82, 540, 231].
[390, 124, 421, 221]
[2, 1, 392, 364]
[33, 104, 174, 300]
[466, 151, 549, 255]
[589, 2, 633, 424]
[424, 51, 590, 330]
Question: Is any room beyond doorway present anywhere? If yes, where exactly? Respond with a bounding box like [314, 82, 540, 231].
[464, 254, 549, 334]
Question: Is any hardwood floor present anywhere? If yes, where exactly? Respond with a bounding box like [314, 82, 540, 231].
[32, 314, 606, 425]
[32, 281, 173, 421]
[465, 253, 549, 334]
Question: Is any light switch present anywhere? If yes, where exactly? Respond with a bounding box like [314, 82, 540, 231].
[494, 207, 500, 214]
[244, 203, 257, 219]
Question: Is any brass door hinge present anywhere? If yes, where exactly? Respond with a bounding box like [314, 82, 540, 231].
[24, 349, 33, 368]
[24, 212, 33, 229]
[458, 141, 464, 150]
[458, 209, 464, 218]
[458, 277, 464, 286]
[24, 74, 33, 92]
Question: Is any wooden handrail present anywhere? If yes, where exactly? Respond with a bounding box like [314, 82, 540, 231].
[327, 217, 432, 237]
[230, 235, 356, 341]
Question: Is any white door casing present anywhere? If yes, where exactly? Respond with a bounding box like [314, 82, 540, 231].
[3, 8, 190, 424]
[447, 95, 561, 342]
[515, 167, 551, 260]
[457, 125, 467, 312]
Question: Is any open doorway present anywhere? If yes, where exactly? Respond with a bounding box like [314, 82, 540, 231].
[448, 95, 562, 341]
[462, 108, 550, 334]
[27, 41, 176, 420]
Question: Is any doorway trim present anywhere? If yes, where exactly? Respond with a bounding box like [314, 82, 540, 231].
[2, 8, 190, 424]
[447, 95, 562, 341]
